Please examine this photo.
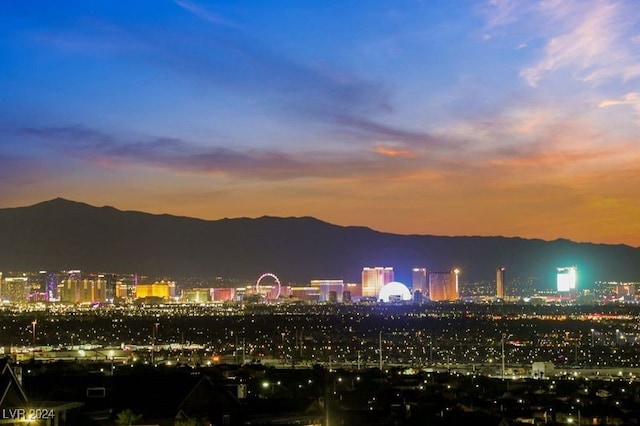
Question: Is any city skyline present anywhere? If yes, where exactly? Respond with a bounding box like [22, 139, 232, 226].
[2, 198, 639, 288]
[0, 264, 636, 305]
[2, 1, 640, 246]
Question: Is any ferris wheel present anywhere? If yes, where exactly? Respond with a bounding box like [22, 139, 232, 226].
[255, 273, 281, 299]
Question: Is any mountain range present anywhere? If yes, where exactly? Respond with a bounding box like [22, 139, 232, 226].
[0, 198, 638, 289]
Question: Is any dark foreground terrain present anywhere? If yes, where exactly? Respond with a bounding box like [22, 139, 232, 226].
[4, 358, 640, 425]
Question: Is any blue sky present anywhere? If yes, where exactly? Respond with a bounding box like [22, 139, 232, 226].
[1, 0, 639, 246]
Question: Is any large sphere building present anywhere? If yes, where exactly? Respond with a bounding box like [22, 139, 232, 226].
[378, 281, 412, 302]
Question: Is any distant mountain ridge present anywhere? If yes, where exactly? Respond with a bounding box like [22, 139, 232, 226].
[0, 198, 638, 289]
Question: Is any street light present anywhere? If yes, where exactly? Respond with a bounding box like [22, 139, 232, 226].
[333, 377, 343, 394]
[262, 380, 279, 395]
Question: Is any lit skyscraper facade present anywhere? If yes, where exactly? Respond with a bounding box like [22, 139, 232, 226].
[60, 270, 82, 303]
[362, 267, 394, 298]
[136, 281, 175, 301]
[412, 268, 428, 298]
[429, 272, 448, 301]
[557, 266, 578, 293]
[1, 276, 29, 303]
[38, 271, 60, 301]
[102, 273, 117, 303]
[58, 271, 109, 303]
[80, 275, 107, 303]
[428, 269, 460, 302]
[343, 282, 361, 302]
[311, 279, 344, 303]
[496, 267, 506, 298]
[181, 288, 211, 303]
[210, 287, 236, 302]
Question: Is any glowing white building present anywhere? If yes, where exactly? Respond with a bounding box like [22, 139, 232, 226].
[378, 281, 412, 302]
[557, 266, 577, 293]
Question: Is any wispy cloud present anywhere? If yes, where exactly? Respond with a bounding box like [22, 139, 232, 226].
[484, 0, 528, 28]
[330, 115, 453, 149]
[598, 92, 640, 125]
[374, 144, 414, 158]
[522, 1, 640, 86]
[16, 125, 439, 181]
[443, 99, 639, 180]
[599, 92, 640, 113]
[21, 9, 398, 144]
[484, 0, 640, 87]
[173, 0, 240, 29]
[488, 144, 621, 170]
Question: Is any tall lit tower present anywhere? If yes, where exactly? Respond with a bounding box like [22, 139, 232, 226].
[412, 268, 428, 297]
[557, 266, 577, 294]
[428, 269, 460, 302]
[103, 273, 117, 303]
[38, 271, 59, 302]
[449, 268, 460, 300]
[428, 272, 447, 301]
[496, 267, 506, 299]
[362, 267, 394, 298]
[60, 270, 82, 303]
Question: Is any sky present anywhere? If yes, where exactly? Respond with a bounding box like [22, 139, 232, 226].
[1, 0, 639, 247]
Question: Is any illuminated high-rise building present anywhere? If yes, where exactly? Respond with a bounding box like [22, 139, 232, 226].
[343, 282, 361, 302]
[362, 267, 394, 298]
[311, 279, 344, 303]
[280, 286, 292, 298]
[412, 268, 428, 298]
[450, 269, 460, 300]
[210, 288, 236, 302]
[182, 288, 211, 303]
[115, 274, 140, 300]
[37, 271, 59, 301]
[60, 270, 82, 303]
[1, 276, 29, 303]
[115, 281, 129, 300]
[557, 266, 577, 293]
[136, 281, 175, 301]
[428, 269, 460, 302]
[615, 283, 636, 298]
[428, 272, 447, 301]
[77, 275, 107, 303]
[102, 273, 117, 303]
[496, 267, 506, 298]
[289, 287, 320, 301]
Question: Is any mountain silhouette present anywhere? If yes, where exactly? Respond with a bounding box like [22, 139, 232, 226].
[0, 198, 638, 289]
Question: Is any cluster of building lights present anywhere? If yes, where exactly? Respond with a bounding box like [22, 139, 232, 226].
[2, 263, 632, 306]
